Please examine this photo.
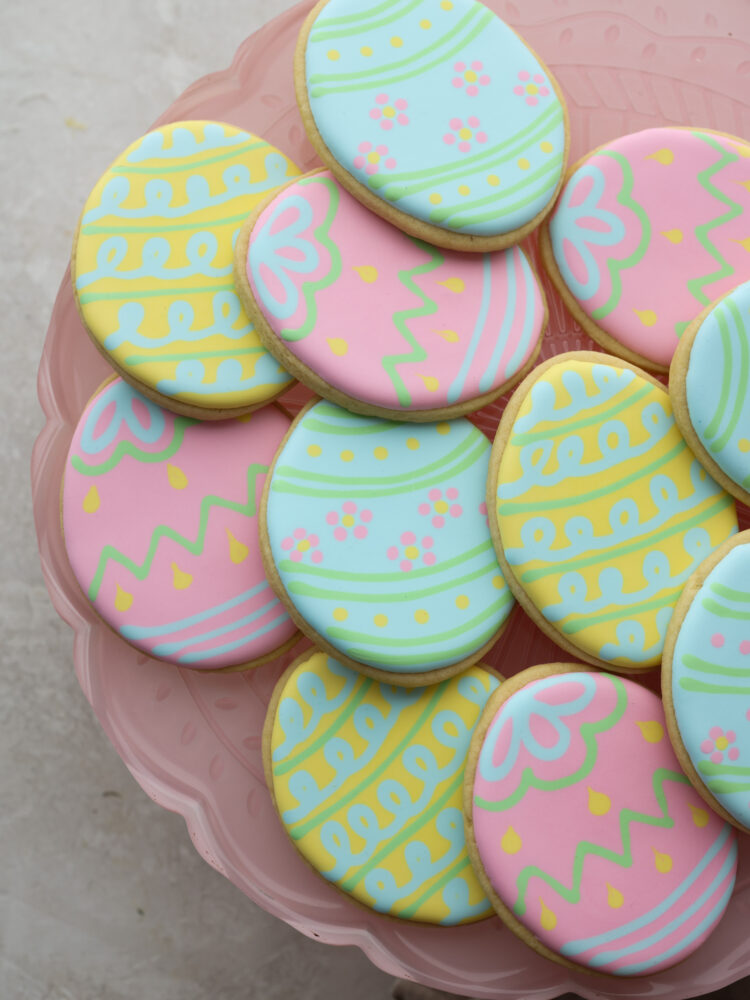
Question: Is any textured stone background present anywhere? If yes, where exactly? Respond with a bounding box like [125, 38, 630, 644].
[3, 2, 393, 997]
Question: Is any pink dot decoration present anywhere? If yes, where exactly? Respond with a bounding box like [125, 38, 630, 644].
[385, 157, 396, 168]
[353, 525, 367, 540]
[342, 501, 356, 514]
[479, 74, 490, 85]
[729, 748, 740, 761]
[326, 512, 338, 525]
[533, 73, 544, 82]
[740, 640, 750, 654]
[294, 527, 305, 539]
[376, 93, 388, 104]
[400, 560, 412, 572]
[526, 96, 538, 106]
[402, 530, 416, 544]
[358, 141, 371, 153]
[476, 132, 487, 144]
[450, 117, 462, 129]
[443, 134, 455, 146]
[432, 515, 445, 529]
[422, 536, 434, 549]
[710, 725, 723, 739]
[452, 77, 463, 88]
[701, 739, 713, 753]
[467, 86, 478, 96]
[360, 509, 373, 523]
[290, 551, 302, 563]
[454, 61, 466, 72]
[728, 730, 737, 741]
[711, 751, 723, 764]
[334, 527, 347, 541]
[450, 504, 463, 517]
[712, 633, 725, 648]
[376, 144, 387, 155]
[395, 99, 407, 110]
[446, 488, 458, 499]
[479, 502, 488, 515]
[281, 538, 293, 551]
[387, 546, 398, 560]
[311, 551, 323, 564]
[429, 488, 441, 501]
[459, 142, 471, 153]
[423, 553, 436, 566]
[519, 70, 530, 81]
[514, 85, 524, 95]
[369, 109, 380, 120]
[382, 121, 394, 131]
[353, 156, 365, 169]
[418, 503, 430, 515]
[468, 116, 479, 128]
[539, 86, 550, 96]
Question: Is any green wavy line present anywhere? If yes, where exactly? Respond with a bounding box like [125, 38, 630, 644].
[711, 582, 750, 602]
[346, 616, 502, 666]
[71, 417, 196, 476]
[88, 463, 266, 600]
[678, 678, 750, 695]
[703, 302, 735, 441]
[310, 0, 421, 42]
[682, 653, 750, 678]
[590, 150, 652, 321]
[687, 133, 742, 306]
[313, 0, 401, 30]
[710, 298, 749, 453]
[513, 768, 690, 916]
[699, 761, 750, 776]
[701, 597, 750, 620]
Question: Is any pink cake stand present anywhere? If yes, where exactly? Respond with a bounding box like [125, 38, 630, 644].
[32, 2, 750, 997]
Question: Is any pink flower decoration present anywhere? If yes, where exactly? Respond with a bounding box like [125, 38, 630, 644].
[386, 530, 436, 572]
[442, 117, 487, 154]
[700, 726, 740, 764]
[513, 70, 550, 106]
[353, 141, 397, 175]
[369, 93, 409, 130]
[418, 487, 462, 529]
[451, 59, 491, 97]
[326, 501, 373, 541]
[281, 528, 323, 564]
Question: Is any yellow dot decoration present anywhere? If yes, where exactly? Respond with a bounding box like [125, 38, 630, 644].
[439, 278, 465, 293]
[429, 193, 442, 205]
[653, 848, 673, 873]
[114, 583, 133, 612]
[634, 308, 658, 327]
[689, 804, 710, 827]
[361, 46, 373, 57]
[738, 438, 750, 453]
[327, 49, 340, 61]
[307, 444, 322, 458]
[83, 485, 100, 513]
[455, 595, 470, 609]
[441, 0, 454, 8]
[501, 826, 522, 854]
[647, 148, 674, 165]
[374, 613, 388, 627]
[540, 141, 553, 153]
[171, 562, 193, 590]
[636, 720, 664, 743]
[406, 437, 420, 450]
[327, 337, 349, 356]
[340, 450, 354, 462]
[587, 786, 611, 816]
[492, 575, 504, 589]
[167, 463, 188, 489]
[539, 898, 557, 930]
[374, 446, 388, 460]
[518, 157, 530, 170]
[414, 609, 430, 624]
[458, 184, 470, 196]
[662, 228, 683, 244]
[226, 528, 249, 565]
[420, 18, 431, 28]
[391, 35, 403, 47]
[333, 607, 348, 622]
[487, 174, 500, 186]
[607, 883, 625, 909]
[354, 265, 378, 283]
[436, 422, 451, 435]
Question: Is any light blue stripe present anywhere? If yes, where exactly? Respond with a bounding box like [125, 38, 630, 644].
[561, 824, 732, 957]
[177, 610, 291, 663]
[477, 248, 517, 393]
[446, 254, 493, 404]
[503, 251, 538, 375]
[120, 582, 270, 641]
[152, 597, 284, 656]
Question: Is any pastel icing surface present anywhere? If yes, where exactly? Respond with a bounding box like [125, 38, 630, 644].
[672, 540, 750, 829]
[63, 379, 297, 669]
[549, 128, 750, 367]
[472, 671, 737, 975]
[75, 121, 299, 409]
[494, 360, 737, 667]
[270, 652, 497, 922]
[247, 171, 544, 410]
[266, 401, 513, 674]
[685, 280, 750, 494]
[304, 0, 566, 237]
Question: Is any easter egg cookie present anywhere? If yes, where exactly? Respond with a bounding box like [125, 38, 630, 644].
[489, 353, 737, 672]
[541, 128, 750, 372]
[465, 664, 738, 975]
[265, 650, 499, 923]
[295, 0, 568, 251]
[62, 377, 298, 670]
[73, 121, 300, 418]
[261, 400, 514, 685]
[670, 280, 750, 507]
[235, 169, 547, 420]
[663, 531, 750, 833]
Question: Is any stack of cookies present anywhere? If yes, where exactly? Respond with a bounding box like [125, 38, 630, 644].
[61, 0, 750, 979]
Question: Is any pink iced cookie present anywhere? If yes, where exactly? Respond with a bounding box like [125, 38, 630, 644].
[466, 665, 737, 976]
[62, 378, 297, 670]
[543, 128, 750, 371]
[235, 170, 546, 419]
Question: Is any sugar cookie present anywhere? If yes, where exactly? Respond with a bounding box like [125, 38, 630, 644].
[663, 530, 750, 834]
[670, 279, 750, 507]
[265, 650, 499, 923]
[73, 121, 300, 417]
[295, 0, 568, 251]
[488, 353, 737, 671]
[541, 128, 750, 372]
[465, 664, 738, 976]
[62, 378, 297, 670]
[261, 399, 514, 684]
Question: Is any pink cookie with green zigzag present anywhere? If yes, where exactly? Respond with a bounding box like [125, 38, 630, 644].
[62, 378, 297, 670]
[543, 127, 750, 372]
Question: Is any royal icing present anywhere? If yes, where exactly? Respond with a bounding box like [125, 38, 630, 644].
[62, 379, 297, 669]
[243, 170, 545, 413]
[471, 669, 738, 975]
[302, 0, 566, 240]
[671, 536, 750, 830]
[684, 280, 750, 500]
[269, 651, 497, 922]
[548, 128, 750, 368]
[493, 357, 737, 668]
[74, 121, 299, 410]
[265, 401, 513, 676]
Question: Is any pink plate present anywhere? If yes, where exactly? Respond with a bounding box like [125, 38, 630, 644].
[32, 2, 750, 997]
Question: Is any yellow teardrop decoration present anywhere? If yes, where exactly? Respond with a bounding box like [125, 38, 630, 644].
[637, 720, 664, 743]
[689, 804, 710, 828]
[587, 786, 611, 816]
[737, 179, 750, 192]
[439, 277, 465, 293]
[437, 329, 459, 343]
[419, 375, 440, 392]
[647, 148, 674, 165]
[732, 236, 750, 253]
[633, 309, 658, 327]
[661, 228, 683, 244]
[171, 562, 193, 590]
[167, 464, 188, 490]
[226, 528, 249, 564]
[607, 883, 624, 909]
[354, 265, 378, 283]
[83, 485, 100, 513]
[501, 826, 522, 854]
[114, 583, 133, 612]
[731, 142, 750, 159]
[653, 848, 673, 873]
[327, 338, 349, 356]
[539, 898, 557, 930]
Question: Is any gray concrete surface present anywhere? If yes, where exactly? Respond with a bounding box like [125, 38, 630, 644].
[2, 2, 394, 997]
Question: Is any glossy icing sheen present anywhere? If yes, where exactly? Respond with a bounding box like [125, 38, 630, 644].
[266, 401, 513, 673]
[63, 379, 296, 669]
[246, 172, 545, 410]
[685, 280, 750, 494]
[472, 671, 737, 975]
[303, 0, 566, 237]
[494, 360, 737, 667]
[672, 540, 750, 829]
[270, 652, 496, 922]
[549, 129, 750, 367]
[75, 122, 299, 409]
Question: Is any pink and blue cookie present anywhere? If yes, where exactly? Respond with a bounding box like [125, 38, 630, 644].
[235, 169, 546, 420]
[62, 377, 298, 670]
[542, 128, 750, 372]
[465, 664, 738, 976]
[663, 531, 750, 834]
[295, 0, 568, 251]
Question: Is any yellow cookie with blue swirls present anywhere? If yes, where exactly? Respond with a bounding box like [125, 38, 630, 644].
[73, 121, 300, 417]
[265, 649, 498, 923]
[489, 352, 738, 672]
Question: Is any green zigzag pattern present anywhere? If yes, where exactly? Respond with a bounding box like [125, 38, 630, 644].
[88, 464, 266, 600]
[71, 417, 196, 476]
[513, 767, 691, 916]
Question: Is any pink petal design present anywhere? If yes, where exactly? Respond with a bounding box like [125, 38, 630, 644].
[526, 96, 538, 106]
[711, 751, 724, 764]
[514, 85, 524, 96]
[385, 157, 396, 169]
[353, 526, 367, 539]
[728, 730, 737, 742]
[353, 156, 365, 169]
[294, 527, 305, 539]
[432, 515, 445, 529]
[308, 534, 319, 547]
[290, 551, 302, 563]
[458, 142, 471, 153]
[450, 504, 463, 517]
[423, 552, 436, 566]
[401, 530, 416, 544]
[281, 537, 294, 551]
[395, 98, 407, 109]
[387, 546, 398, 560]
[342, 501, 356, 514]
[376, 144, 388, 155]
[710, 725, 723, 739]
[729, 748, 740, 761]
[446, 488, 459, 500]
[365, 164, 378, 175]
[381, 120, 394, 131]
[539, 86, 550, 96]
[376, 93, 388, 104]
[360, 510, 373, 523]
[467, 116, 479, 128]
[450, 117, 462, 129]
[334, 527, 347, 541]
[443, 134, 455, 145]
[422, 536, 434, 549]
[519, 70, 530, 81]
[326, 512, 339, 525]
[476, 132, 487, 143]
[700, 739, 714, 753]
[467, 85, 478, 96]
[397, 114, 409, 126]
[400, 560, 412, 572]
[471, 60, 483, 70]
[311, 551, 323, 564]
[479, 74, 490, 85]
[454, 61, 466, 72]
[452, 78, 464, 88]
[418, 503, 430, 515]
[370, 109, 382, 120]
[533, 73, 544, 83]
[429, 488, 441, 501]
[359, 141, 372, 153]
